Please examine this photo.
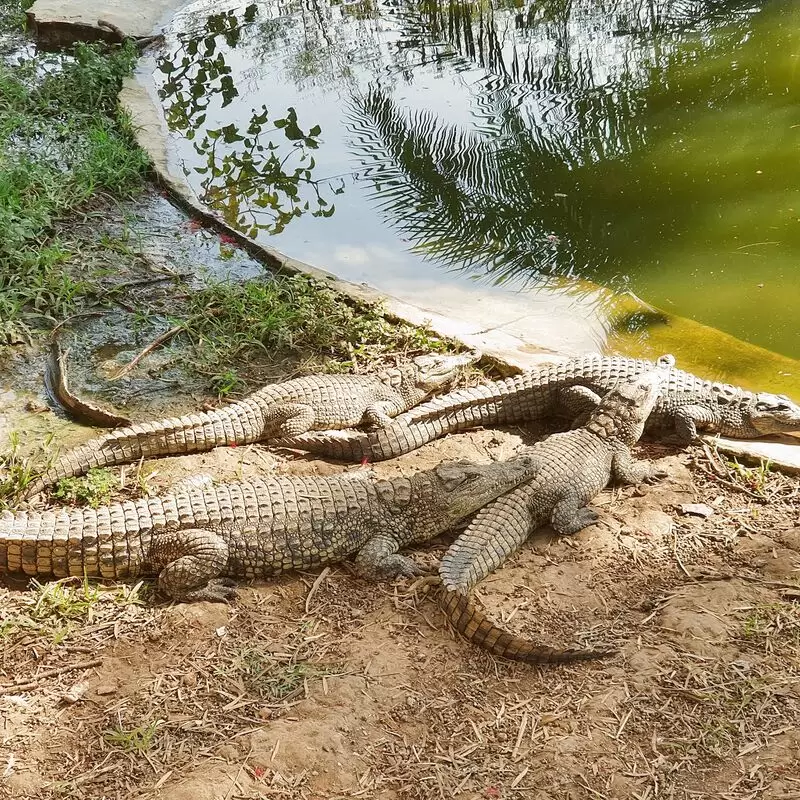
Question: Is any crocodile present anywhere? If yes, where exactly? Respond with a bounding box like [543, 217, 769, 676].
[24, 351, 478, 498]
[437, 367, 666, 664]
[276, 355, 800, 462]
[0, 456, 539, 601]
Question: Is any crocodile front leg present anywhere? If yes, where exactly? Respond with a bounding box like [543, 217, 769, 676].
[354, 534, 425, 580]
[672, 404, 721, 442]
[611, 449, 665, 485]
[550, 498, 600, 535]
[362, 401, 404, 429]
[557, 385, 603, 417]
[151, 528, 233, 602]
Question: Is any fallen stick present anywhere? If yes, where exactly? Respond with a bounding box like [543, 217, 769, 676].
[1, 658, 103, 692]
[108, 325, 183, 382]
[305, 567, 332, 614]
[45, 341, 132, 428]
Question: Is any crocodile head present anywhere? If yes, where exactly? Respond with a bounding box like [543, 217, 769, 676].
[381, 350, 481, 400]
[587, 368, 665, 446]
[411, 350, 481, 391]
[407, 455, 540, 533]
[727, 392, 800, 438]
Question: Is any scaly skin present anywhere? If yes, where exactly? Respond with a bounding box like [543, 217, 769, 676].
[1, 456, 539, 601]
[438, 368, 666, 665]
[277, 355, 800, 462]
[25, 351, 478, 497]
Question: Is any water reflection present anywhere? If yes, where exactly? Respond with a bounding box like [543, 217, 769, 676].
[157, 5, 340, 235]
[153, 0, 800, 361]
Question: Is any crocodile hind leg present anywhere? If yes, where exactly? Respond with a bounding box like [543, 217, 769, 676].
[263, 403, 317, 437]
[550, 498, 600, 536]
[151, 529, 233, 602]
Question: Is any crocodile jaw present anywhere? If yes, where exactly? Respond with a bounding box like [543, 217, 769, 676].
[412, 350, 481, 391]
[745, 392, 800, 437]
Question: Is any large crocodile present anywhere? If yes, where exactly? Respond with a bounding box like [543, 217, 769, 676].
[437, 368, 666, 664]
[24, 351, 477, 498]
[0, 456, 539, 601]
[276, 355, 800, 462]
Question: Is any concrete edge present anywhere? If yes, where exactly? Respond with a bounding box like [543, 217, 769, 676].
[708, 436, 800, 477]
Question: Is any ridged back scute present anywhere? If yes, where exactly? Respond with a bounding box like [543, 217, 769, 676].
[374, 476, 414, 508]
[584, 368, 664, 445]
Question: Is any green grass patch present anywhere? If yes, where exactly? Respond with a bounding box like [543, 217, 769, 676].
[218, 642, 343, 701]
[177, 273, 449, 378]
[53, 468, 120, 508]
[0, 10, 457, 385]
[0, 37, 149, 342]
[103, 719, 161, 753]
[0, 429, 56, 509]
[0, 578, 147, 645]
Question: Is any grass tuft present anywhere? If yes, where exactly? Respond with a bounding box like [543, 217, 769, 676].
[53, 467, 120, 508]
[0, 40, 149, 341]
[103, 719, 161, 753]
[0, 430, 56, 509]
[177, 273, 448, 375]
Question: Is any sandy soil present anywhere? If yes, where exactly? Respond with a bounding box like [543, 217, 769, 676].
[1, 425, 799, 800]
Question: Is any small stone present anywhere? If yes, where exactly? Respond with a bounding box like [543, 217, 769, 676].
[636, 510, 673, 537]
[679, 503, 714, 518]
[95, 685, 116, 696]
[2, 754, 16, 778]
[216, 743, 240, 761]
[180, 671, 197, 688]
[60, 682, 88, 704]
[24, 399, 49, 414]
[215, 626, 227, 638]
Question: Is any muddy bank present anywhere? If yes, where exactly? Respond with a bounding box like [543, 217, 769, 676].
[2, 429, 799, 799]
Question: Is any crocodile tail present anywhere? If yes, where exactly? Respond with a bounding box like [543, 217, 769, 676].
[275, 418, 442, 463]
[24, 401, 264, 497]
[439, 588, 616, 665]
[0, 504, 145, 580]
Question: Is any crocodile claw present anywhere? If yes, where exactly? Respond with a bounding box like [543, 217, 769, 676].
[184, 578, 239, 603]
[644, 467, 669, 484]
[386, 555, 428, 580]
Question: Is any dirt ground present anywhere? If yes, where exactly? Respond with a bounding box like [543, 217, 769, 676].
[1, 422, 799, 800]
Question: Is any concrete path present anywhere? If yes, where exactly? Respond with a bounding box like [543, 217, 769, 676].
[27, 0, 184, 44]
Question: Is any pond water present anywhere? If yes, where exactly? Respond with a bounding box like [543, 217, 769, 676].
[152, 0, 800, 390]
